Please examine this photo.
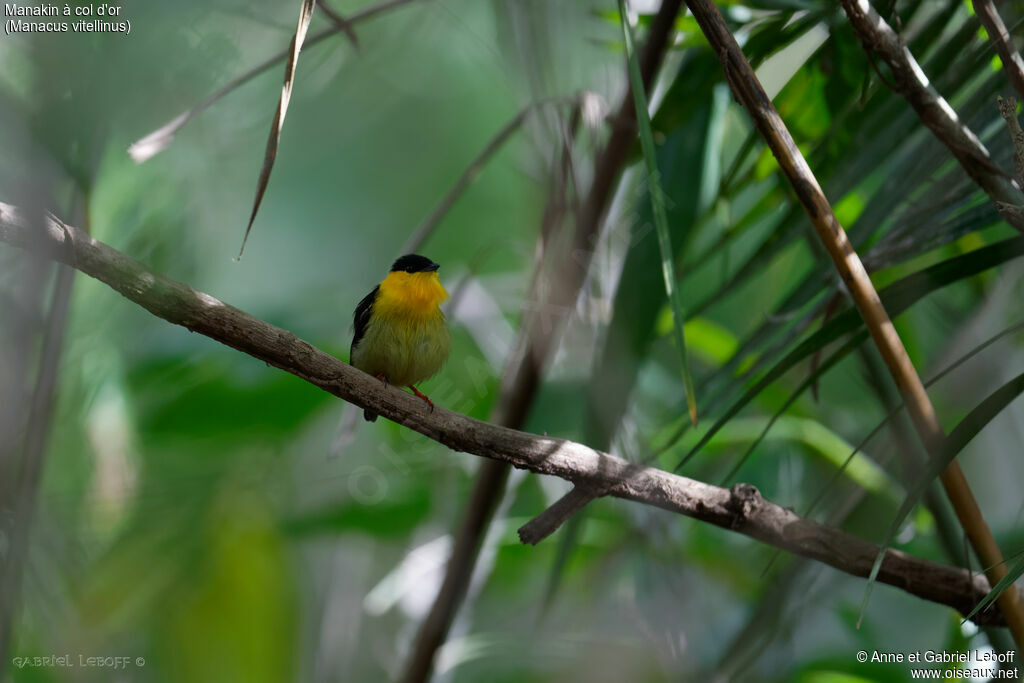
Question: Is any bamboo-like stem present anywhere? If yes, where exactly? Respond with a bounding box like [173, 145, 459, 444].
[683, 0, 1024, 647]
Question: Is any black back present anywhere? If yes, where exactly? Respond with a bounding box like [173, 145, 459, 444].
[350, 285, 378, 356]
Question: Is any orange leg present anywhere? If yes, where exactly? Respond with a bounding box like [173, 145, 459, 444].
[409, 385, 434, 411]
[375, 373, 389, 384]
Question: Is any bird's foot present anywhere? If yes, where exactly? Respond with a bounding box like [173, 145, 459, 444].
[375, 373, 389, 385]
[409, 385, 434, 411]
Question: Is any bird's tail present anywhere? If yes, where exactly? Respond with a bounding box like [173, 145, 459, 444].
[363, 409, 378, 422]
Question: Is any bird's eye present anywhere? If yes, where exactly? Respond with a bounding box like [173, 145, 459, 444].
[406, 266, 416, 273]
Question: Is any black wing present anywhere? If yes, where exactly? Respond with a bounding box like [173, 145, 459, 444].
[350, 285, 379, 358]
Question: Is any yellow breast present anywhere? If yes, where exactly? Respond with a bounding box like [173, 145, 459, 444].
[351, 271, 451, 387]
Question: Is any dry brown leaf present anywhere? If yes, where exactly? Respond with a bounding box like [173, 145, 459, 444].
[238, 0, 317, 259]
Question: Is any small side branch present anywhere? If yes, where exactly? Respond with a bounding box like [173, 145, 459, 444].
[0, 201, 1002, 625]
[518, 485, 599, 545]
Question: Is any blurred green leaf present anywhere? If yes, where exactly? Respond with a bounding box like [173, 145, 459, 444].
[618, 0, 698, 425]
[714, 415, 899, 496]
[163, 490, 297, 683]
[126, 357, 330, 441]
[284, 485, 430, 538]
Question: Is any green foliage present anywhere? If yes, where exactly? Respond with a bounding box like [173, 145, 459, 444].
[617, 0, 699, 425]
[284, 485, 431, 539]
[161, 490, 298, 683]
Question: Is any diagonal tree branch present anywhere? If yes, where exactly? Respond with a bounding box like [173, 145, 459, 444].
[0, 201, 1006, 626]
[840, 0, 1024, 232]
[684, 0, 1024, 646]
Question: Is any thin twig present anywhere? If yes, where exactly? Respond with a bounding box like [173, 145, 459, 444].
[128, 0, 424, 163]
[518, 486, 595, 545]
[0, 201, 1004, 625]
[315, 0, 359, 49]
[972, 0, 1024, 101]
[685, 0, 1024, 647]
[400, 96, 575, 256]
[840, 0, 1024, 231]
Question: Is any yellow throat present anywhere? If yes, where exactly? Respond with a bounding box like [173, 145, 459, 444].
[375, 270, 449, 320]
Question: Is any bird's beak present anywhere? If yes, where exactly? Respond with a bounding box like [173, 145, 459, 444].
[426, 262, 440, 272]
